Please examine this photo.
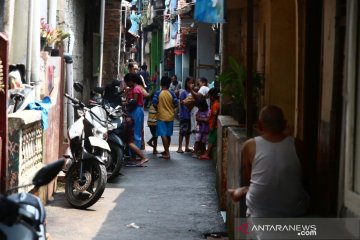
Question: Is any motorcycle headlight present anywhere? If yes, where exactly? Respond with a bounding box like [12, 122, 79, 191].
[92, 126, 108, 139]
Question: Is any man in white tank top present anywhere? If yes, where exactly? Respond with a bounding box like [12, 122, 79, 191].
[228, 105, 309, 217]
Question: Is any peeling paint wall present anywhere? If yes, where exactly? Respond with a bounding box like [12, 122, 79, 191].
[57, 0, 87, 98]
[58, 0, 86, 79]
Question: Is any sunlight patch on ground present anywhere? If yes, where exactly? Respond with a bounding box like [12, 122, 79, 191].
[46, 188, 125, 240]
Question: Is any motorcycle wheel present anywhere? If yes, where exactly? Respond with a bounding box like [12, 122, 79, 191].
[106, 142, 124, 181]
[65, 159, 107, 209]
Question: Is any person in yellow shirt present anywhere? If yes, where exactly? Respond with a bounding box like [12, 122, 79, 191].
[147, 103, 158, 154]
[152, 76, 178, 159]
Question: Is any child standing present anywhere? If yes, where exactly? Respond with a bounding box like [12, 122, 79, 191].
[199, 88, 220, 160]
[147, 103, 158, 154]
[177, 77, 194, 153]
[192, 98, 209, 158]
[190, 85, 199, 152]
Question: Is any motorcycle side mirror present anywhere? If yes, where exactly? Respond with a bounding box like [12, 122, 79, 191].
[32, 159, 65, 187]
[73, 82, 84, 93]
[93, 86, 104, 95]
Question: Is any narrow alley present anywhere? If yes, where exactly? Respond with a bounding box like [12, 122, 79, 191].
[45, 118, 226, 240]
[3, 1, 360, 239]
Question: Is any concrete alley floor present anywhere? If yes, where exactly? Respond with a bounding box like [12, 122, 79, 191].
[45, 117, 226, 240]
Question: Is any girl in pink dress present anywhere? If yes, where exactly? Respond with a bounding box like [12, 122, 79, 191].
[192, 98, 209, 158]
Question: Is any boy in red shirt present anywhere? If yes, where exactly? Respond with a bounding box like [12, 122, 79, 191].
[199, 88, 219, 160]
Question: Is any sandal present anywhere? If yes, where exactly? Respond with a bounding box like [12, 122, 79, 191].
[176, 149, 184, 153]
[159, 155, 170, 159]
[136, 159, 149, 166]
[185, 148, 193, 153]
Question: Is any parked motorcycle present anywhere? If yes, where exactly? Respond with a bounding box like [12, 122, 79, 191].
[103, 104, 125, 180]
[0, 159, 65, 240]
[85, 83, 126, 181]
[63, 93, 108, 209]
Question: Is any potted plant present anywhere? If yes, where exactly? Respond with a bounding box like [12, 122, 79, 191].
[218, 56, 264, 124]
[50, 29, 70, 56]
[40, 18, 69, 55]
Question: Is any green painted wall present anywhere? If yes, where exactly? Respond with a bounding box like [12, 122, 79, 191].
[150, 30, 163, 89]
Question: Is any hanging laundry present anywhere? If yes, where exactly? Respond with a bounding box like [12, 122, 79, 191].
[128, 11, 142, 37]
[164, 21, 171, 43]
[171, 17, 179, 39]
[170, 0, 177, 15]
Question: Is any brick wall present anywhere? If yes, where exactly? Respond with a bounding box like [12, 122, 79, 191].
[102, 0, 122, 85]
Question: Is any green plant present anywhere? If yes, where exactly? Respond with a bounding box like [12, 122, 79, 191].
[218, 56, 246, 106]
[218, 57, 265, 121]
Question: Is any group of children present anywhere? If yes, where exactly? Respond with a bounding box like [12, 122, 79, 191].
[191, 87, 219, 160]
[146, 76, 220, 161]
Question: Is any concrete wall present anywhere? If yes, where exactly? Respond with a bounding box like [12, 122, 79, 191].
[9, 0, 29, 65]
[43, 56, 63, 200]
[197, 23, 216, 83]
[222, 1, 246, 67]
[8, 110, 42, 191]
[181, 50, 190, 88]
[2, 0, 14, 49]
[58, 0, 87, 97]
[216, 116, 239, 211]
[259, 0, 297, 131]
[226, 127, 247, 240]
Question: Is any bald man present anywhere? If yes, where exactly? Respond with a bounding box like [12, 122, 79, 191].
[228, 105, 309, 218]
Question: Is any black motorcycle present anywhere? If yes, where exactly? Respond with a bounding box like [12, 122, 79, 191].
[0, 159, 65, 240]
[63, 93, 108, 209]
[87, 83, 126, 180]
[103, 104, 126, 180]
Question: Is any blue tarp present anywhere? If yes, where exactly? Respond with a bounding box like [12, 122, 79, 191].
[26, 96, 52, 130]
[194, 0, 225, 24]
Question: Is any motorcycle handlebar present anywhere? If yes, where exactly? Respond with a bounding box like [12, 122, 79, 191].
[65, 93, 118, 128]
[64, 93, 78, 103]
[64, 94, 86, 109]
